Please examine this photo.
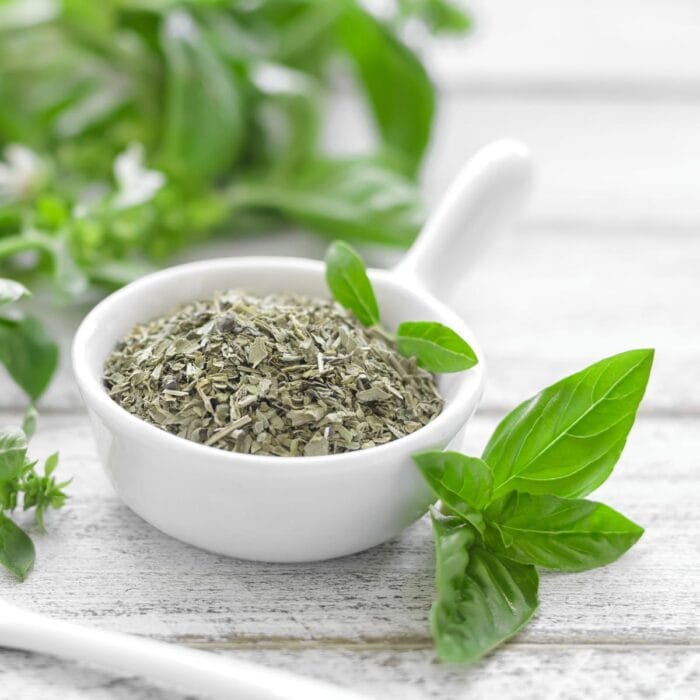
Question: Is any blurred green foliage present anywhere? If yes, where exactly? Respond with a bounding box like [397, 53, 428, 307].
[0, 0, 470, 299]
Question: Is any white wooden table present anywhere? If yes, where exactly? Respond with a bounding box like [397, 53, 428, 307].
[1, 2, 699, 697]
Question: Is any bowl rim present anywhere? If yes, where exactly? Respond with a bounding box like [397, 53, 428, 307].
[72, 256, 485, 472]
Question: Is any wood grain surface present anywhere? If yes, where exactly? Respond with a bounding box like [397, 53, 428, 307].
[1, 3, 699, 697]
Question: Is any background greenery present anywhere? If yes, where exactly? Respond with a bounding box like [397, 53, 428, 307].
[0, 0, 469, 304]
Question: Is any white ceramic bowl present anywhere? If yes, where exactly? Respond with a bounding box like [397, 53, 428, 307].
[72, 140, 532, 562]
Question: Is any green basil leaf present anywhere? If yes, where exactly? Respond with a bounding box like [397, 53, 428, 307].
[0, 513, 35, 581]
[431, 510, 539, 663]
[396, 321, 477, 372]
[233, 156, 423, 247]
[484, 349, 654, 500]
[414, 451, 492, 513]
[0, 278, 30, 307]
[0, 428, 27, 483]
[337, 6, 434, 173]
[485, 492, 644, 572]
[249, 62, 321, 170]
[160, 10, 244, 182]
[325, 240, 380, 326]
[0, 315, 59, 401]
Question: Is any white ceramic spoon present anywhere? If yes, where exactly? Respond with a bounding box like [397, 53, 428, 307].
[0, 598, 367, 699]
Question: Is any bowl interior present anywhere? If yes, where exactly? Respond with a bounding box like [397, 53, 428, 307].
[74, 257, 483, 459]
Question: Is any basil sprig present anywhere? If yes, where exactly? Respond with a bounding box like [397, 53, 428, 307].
[0, 415, 70, 581]
[414, 349, 653, 663]
[0, 281, 69, 582]
[324, 241, 477, 373]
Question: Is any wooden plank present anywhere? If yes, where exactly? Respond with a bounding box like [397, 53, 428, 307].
[1, 644, 698, 700]
[1, 413, 696, 646]
[7, 225, 698, 414]
[457, 226, 700, 414]
[426, 0, 700, 88]
[325, 94, 700, 223]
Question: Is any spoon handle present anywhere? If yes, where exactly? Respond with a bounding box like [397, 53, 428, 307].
[1, 606, 368, 700]
[396, 139, 533, 302]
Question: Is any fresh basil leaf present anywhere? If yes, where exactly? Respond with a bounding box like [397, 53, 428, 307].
[0, 428, 27, 483]
[485, 492, 644, 572]
[0, 278, 30, 307]
[233, 156, 423, 247]
[249, 62, 321, 170]
[325, 240, 380, 326]
[0, 315, 59, 401]
[337, 5, 434, 173]
[159, 10, 244, 182]
[396, 321, 477, 372]
[0, 513, 35, 581]
[414, 451, 492, 514]
[431, 510, 539, 663]
[484, 349, 654, 500]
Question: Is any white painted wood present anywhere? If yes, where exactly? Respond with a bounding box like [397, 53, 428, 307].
[1, 645, 699, 700]
[0, 411, 697, 697]
[325, 94, 700, 223]
[0, 413, 694, 643]
[3, 5, 700, 694]
[427, 0, 700, 88]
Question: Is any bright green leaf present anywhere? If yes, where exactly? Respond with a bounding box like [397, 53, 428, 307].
[232, 156, 423, 248]
[484, 350, 654, 500]
[0, 315, 59, 401]
[485, 492, 644, 572]
[0, 513, 35, 581]
[414, 451, 492, 515]
[0, 278, 30, 307]
[431, 510, 539, 663]
[44, 452, 59, 476]
[337, 5, 435, 173]
[325, 240, 380, 326]
[0, 428, 27, 483]
[396, 321, 477, 372]
[249, 62, 321, 170]
[159, 10, 244, 182]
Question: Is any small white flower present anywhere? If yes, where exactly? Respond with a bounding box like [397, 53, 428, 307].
[0, 144, 48, 202]
[113, 143, 166, 209]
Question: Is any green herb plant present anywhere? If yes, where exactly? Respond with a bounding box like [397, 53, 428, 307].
[0, 0, 470, 293]
[0, 278, 58, 402]
[0, 0, 469, 572]
[413, 349, 654, 663]
[325, 240, 477, 372]
[0, 278, 68, 581]
[0, 409, 70, 581]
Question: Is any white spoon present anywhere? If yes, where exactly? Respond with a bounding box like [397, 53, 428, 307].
[0, 598, 368, 699]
